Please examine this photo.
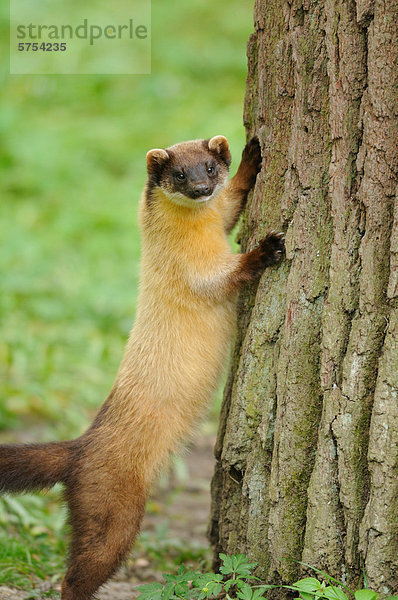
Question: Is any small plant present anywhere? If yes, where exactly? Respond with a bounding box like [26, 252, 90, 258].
[136, 554, 398, 600]
[280, 563, 398, 600]
[136, 553, 269, 599]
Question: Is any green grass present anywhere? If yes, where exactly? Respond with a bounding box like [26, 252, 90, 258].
[0, 490, 66, 593]
[0, 0, 254, 590]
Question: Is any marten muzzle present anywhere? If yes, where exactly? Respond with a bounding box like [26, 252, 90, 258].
[191, 183, 212, 198]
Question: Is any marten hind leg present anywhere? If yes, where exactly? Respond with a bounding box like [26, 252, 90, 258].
[62, 476, 146, 600]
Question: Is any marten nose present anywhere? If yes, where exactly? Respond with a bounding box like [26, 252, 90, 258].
[192, 184, 211, 197]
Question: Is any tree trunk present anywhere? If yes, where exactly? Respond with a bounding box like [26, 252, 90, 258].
[209, 0, 397, 594]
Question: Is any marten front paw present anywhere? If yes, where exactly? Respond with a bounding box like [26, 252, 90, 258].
[242, 231, 284, 281]
[241, 137, 262, 185]
[258, 231, 285, 267]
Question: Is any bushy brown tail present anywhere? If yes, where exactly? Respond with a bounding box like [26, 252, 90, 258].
[0, 440, 72, 493]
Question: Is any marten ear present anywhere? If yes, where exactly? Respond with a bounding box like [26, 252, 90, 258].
[208, 135, 231, 167]
[146, 148, 170, 177]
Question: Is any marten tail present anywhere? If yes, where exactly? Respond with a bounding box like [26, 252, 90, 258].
[0, 440, 72, 493]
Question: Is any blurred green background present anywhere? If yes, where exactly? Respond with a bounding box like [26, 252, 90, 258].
[0, 0, 253, 590]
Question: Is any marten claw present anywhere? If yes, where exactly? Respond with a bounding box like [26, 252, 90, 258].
[258, 231, 285, 267]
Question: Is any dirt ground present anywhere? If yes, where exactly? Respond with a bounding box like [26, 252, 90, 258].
[0, 435, 216, 600]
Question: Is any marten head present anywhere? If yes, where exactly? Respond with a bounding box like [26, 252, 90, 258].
[146, 136, 231, 208]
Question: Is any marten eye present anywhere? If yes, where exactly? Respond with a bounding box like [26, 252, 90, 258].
[207, 166, 215, 174]
[175, 172, 185, 181]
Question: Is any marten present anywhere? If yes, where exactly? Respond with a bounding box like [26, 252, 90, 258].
[0, 135, 284, 600]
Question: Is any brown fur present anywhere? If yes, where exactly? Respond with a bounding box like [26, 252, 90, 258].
[0, 135, 284, 600]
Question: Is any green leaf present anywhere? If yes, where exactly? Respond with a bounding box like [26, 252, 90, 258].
[252, 589, 268, 600]
[207, 581, 222, 596]
[237, 563, 258, 577]
[298, 563, 350, 592]
[162, 582, 176, 600]
[220, 553, 234, 575]
[323, 586, 349, 600]
[237, 581, 254, 600]
[219, 553, 257, 577]
[193, 572, 223, 588]
[293, 578, 322, 593]
[233, 554, 258, 577]
[175, 581, 189, 596]
[193, 575, 222, 597]
[136, 582, 164, 600]
[236, 583, 268, 600]
[354, 591, 379, 600]
[300, 592, 316, 600]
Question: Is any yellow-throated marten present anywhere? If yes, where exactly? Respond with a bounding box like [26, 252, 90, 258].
[0, 135, 284, 600]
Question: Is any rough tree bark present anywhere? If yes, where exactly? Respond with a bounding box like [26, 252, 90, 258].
[209, 0, 397, 595]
